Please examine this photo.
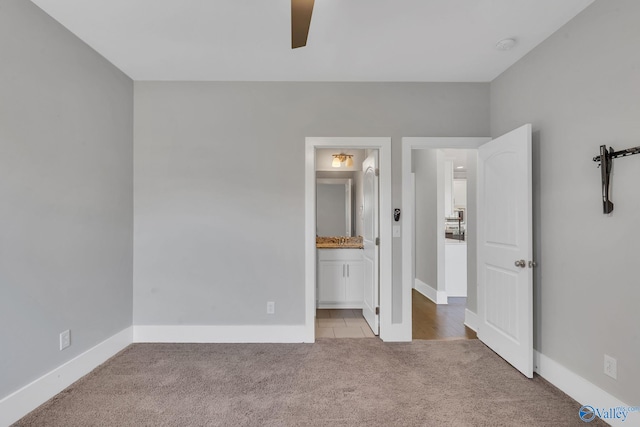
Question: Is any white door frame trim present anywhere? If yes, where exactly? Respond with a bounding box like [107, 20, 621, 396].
[401, 137, 490, 339]
[305, 137, 392, 341]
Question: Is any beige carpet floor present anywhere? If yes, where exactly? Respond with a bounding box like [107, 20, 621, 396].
[15, 339, 607, 426]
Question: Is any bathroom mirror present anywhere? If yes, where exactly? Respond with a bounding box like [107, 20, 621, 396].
[316, 178, 352, 236]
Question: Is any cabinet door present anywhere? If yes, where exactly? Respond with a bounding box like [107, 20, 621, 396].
[453, 179, 467, 209]
[444, 160, 454, 217]
[318, 261, 345, 303]
[345, 261, 364, 305]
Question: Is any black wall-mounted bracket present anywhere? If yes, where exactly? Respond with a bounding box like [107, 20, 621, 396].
[593, 144, 640, 214]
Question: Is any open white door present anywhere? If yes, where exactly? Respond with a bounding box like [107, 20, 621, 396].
[362, 152, 379, 335]
[478, 124, 533, 378]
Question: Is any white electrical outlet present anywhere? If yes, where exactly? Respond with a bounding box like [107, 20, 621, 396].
[59, 330, 71, 351]
[267, 301, 275, 315]
[604, 354, 617, 379]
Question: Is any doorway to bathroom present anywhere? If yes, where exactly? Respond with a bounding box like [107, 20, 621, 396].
[315, 148, 376, 338]
[305, 137, 392, 342]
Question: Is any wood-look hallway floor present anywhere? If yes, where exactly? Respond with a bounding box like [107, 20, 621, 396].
[412, 289, 477, 340]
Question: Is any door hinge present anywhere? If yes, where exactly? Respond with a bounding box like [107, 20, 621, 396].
[375, 168, 379, 177]
[375, 307, 380, 315]
[375, 237, 380, 246]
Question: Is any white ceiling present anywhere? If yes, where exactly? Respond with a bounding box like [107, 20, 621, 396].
[442, 149, 470, 173]
[29, 0, 594, 82]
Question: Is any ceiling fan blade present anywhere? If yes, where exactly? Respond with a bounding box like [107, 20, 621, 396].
[291, 0, 314, 49]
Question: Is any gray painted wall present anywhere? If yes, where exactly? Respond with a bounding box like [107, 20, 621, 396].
[491, 0, 639, 404]
[134, 82, 489, 325]
[464, 150, 478, 312]
[0, 0, 133, 399]
[413, 149, 439, 290]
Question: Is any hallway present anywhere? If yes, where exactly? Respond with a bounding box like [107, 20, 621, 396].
[412, 289, 477, 340]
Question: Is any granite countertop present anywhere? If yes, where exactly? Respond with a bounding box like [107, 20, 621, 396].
[316, 236, 364, 249]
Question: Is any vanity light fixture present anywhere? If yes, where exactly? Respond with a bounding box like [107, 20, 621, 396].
[332, 154, 354, 168]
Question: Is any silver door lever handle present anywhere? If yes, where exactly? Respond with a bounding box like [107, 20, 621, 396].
[514, 260, 526, 268]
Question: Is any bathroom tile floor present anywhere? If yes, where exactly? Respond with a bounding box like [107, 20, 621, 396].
[315, 309, 377, 338]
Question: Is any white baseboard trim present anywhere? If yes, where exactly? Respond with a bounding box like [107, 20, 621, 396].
[464, 309, 478, 332]
[534, 351, 632, 427]
[0, 326, 133, 427]
[414, 278, 448, 305]
[380, 323, 412, 342]
[133, 325, 311, 343]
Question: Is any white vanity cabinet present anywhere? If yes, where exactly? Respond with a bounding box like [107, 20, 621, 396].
[317, 249, 364, 309]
